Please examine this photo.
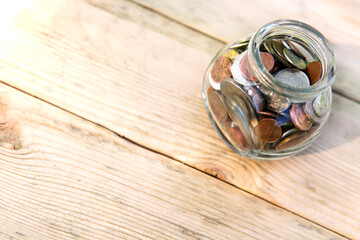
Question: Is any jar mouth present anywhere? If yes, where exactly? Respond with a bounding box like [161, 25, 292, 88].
[247, 19, 336, 101]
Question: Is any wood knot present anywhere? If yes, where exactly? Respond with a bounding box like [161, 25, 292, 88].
[202, 164, 234, 182]
[0, 93, 22, 150]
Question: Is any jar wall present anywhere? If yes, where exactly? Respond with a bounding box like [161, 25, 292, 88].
[202, 20, 335, 160]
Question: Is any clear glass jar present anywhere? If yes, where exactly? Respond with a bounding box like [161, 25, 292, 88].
[202, 20, 336, 160]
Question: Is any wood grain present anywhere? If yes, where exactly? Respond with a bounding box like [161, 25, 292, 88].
[0, 84, 345, 239]
[0, 0, 359, 238]
[129, 0, 360, 103]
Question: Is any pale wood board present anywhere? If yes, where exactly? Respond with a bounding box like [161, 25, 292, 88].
[0, 84, 346, 239]
[129, 0, 360, 103]
[0, 0, 359, 238]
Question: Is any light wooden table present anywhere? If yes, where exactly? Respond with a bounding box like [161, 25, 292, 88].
[0, 0, 359, 239]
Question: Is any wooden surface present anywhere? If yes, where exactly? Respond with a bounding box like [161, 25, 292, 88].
[0, 0, 359, 239]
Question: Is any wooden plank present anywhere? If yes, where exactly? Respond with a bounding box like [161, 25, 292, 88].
[0, 0, 359, 238]
[129, 0, 360, 103]
[0, 85, 345, 239]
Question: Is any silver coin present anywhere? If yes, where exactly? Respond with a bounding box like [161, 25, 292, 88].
[220, 79, 259, 148]
[285, 40, 318, 62]
[275, 68, 310, 88]
[281, 128, 300, 140]
[257, 86, 290, 113]
[313, 89, 331, 117]
[231, 51, 256, 86]
[269, 40, 293, 68]
[283, 48, 306, 70]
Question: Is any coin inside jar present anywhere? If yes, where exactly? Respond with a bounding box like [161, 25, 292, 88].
[283, 48, 306, 70]
[275, 68, 310, 88]
[220, 79, 259, 148]
[313, 90, 331, 117]
[254, 118, 282, 143]
[226, 121, 248, 148]
[275, 131, 310, 151]
[306, 61, 322, 85]
[245, 86, 265, 112]
[290, 103, 313, 131]
[231, 51, 257, 86]
[210, 57, 232, 84]
[208, 91, 228, 123]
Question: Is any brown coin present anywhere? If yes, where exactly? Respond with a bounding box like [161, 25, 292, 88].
[207, 86, 215, 94]
[210, 57, 232, 83]
[260, 52, 275, 72]
[254, 118, 282, 143]
[306, 61, 322, 85]
[290, 104, 313, 131]
[208, 91, 228, 122]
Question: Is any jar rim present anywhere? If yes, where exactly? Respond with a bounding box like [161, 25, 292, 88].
[247, 19, 336, 101]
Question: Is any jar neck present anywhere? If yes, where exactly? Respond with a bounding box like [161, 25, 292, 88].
[247, 20, 336, 102]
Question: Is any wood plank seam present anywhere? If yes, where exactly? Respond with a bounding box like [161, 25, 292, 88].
[0, 79, 350, 239]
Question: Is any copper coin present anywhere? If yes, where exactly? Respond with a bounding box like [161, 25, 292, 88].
[208, 91, 228, 123]
[210, 57, 232, 83]
[254, 118, 282, 143]
[207, 86, 215, 94]
[290, 104, 313, 131]
[306, 61, 322, 85]
[260, 52, 275, 72]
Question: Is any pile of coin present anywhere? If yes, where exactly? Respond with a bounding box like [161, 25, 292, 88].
[207, 38, 331, 152]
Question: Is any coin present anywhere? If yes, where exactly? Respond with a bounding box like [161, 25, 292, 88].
[246, 86, 264, 112]
[313, 90, 331, 117]
[227, 122, 247, 148]
[283, 48, 306, 70]
[240, 51, 274, 81]
[275, 68, 310, 88]
[306, 61, 322, 85]
[290, 103, 313, 131]
[220, 79, 259, 148]
[254, 118, 282, 143]
[285, 40, 318, 62]
[231, 51, 256, 86]
[280, 128, 300, 140]
[283, 40, 307, 60]
[269, 40, 293, 68]
[275, 131, 310, 151]
[257, 86, 290, 112]
[210, 57, 232, 84]
[208, 91, 228, 123]
[224, 49, 240, 62]
[239, 52, 252, 81]
[231, 41, 249, 52]
[207, 86, 215, 94]
[260, 52, 275, 72]
[258, 111, 276, 119]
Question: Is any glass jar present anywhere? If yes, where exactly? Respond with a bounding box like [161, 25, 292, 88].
[202, 20, 336, 160]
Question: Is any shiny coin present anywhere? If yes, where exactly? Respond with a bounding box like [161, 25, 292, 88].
[208, 91, 228, 123]
[280, 128, 300, 140]
[285, 40, 317, 62]
[210, 57, 232, 84]
[220, 79, 259, 148]
[269, 40, 293, 68]
[275, 131, 310, 151]
[275, 68, 310, 88]
[245, 86, 265, 112]
[231, 51, 256, 86]
[260, 52, 275, 72]
[224, 49, 240, 62]
[283, 48, 306, 70]
[290, 103, 313, 131]
[257, 86, 290, 112]
[313, 90, 331, 117]
[306, 61, 322, 85]
[254, 118, 282, 143]
[240, 51, 274, 81]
